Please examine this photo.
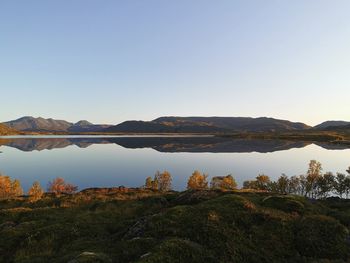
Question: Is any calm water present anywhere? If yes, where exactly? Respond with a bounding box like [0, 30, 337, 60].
[0, 136, 349, 191]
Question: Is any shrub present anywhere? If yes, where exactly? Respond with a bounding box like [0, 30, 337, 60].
[0, 175, 23, 199]
[28, 181, 44, 202]
[187, 171, 208, 190]
[47, 177, 78, 195]
[295, 215, 349, 259]
[210, 175, 237, 190]
[262, 196, 305, 214]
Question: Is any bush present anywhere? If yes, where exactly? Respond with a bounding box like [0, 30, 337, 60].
[138, 238, 215, 263]
[295, 215, 349, 259]
[262, 196, 305, 214]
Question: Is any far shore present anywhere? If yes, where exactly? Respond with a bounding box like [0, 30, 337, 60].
[1, 130, 350, 146]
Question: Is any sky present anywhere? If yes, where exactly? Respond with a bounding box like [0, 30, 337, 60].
[1, 0, 350, 126]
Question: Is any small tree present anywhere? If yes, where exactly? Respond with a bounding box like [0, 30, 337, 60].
[145, 177, 153, 189]
[0, 175, 24, 199]
[306, 160, 322, 198]
[334, 173, 347, 198]
[299, 175, 308, 196]
[47, 177, 77, 195]
[242, 180, 258, 190]
[317, 172, 335, 199]
[211, 175, 237, 190]
[11, 179, 24, 197]
[344, 176, 350, 199]
[0, 175, 12, 199]
[152, 177, 159, 191]
[289, 175, 301, 195]
[276, 174, 289, 194]
[255, 174, 270, 190]
[47, 177, 65, 194]
[221, 175, 237, 190]
[187, 170, 208, 190]
[64, 184, 78, 194]
[28, 181, 44, 202]
[155, 171, 172, 192]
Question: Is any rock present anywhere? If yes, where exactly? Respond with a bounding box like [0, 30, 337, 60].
[0, 221, 16, 230]
[67, 251, 112, 263]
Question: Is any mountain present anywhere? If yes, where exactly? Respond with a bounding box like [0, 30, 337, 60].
[4, 116, 72, 132]
[0, 123, 19, 135]
[68, 120, 112, 133]
[105, 116, 310, 133]
[104, 120, 228, 133]
[314, 121, 350, 130]
[3, 117, 111, 133]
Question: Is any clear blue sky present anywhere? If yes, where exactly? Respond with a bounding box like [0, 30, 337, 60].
[1, 0, 349, 126]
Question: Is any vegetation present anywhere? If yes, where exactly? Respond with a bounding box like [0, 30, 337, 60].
[187, 170, 208, 190]
[0, 162, 350, 262]
[186, 172, 237, 191]
[144, 171, 172, 192]
[221, 130, 350, 145]
[0, 188, 349, 262]
[0, 123, 21, 136]
[0, 174, 23, 199]
[47, 177, 78, 195]
[28, 181, 44, 202]
[243, 161, 350, 199]
[210, 174, 237, 190]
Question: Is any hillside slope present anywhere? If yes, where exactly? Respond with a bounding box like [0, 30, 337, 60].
[0, 189, 349, 262]
[4, 117, 111, 133]
[105, 116, 310, 133]
[0, 123, 19, 135]
[4, 116, 72, 132]
[314, 121, 350, 130]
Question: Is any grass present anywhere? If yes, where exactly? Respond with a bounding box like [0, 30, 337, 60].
[0, 189, 349, 262]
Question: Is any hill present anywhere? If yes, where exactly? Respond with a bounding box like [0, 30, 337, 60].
[3, 117, 111, 133]
[105, 116, 310, 133]
[0, 189, 349, 262]
[314, 121, 350, 130]
[4, 116, 72, 132]
[0, 123, 20, 135]
[68, 120, 112, 133]
[104, 120, 228, 133]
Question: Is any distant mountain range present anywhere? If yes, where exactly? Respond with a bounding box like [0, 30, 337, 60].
[314, 121, 350, 130]
[104, 116, 311, 133]
[2, 116, 112, 133]
[1, 116, 350, 135]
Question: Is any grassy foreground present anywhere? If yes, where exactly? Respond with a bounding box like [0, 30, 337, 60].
[0, 188, 349, 263]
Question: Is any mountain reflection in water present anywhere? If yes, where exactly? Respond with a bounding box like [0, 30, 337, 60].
[0, 136, 348, 153]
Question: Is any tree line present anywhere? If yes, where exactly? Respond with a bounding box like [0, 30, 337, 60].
[242, 160, 350, 199]
[144, 161, 350, 199]
[0, 175, 77, 202]
[144, 170, 237, 192]
[1, 160, 350, 202]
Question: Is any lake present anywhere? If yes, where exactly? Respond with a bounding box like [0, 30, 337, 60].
[0, 136, 349, 192]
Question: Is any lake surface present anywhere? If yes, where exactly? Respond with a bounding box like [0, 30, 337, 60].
[0, 136, 349, 191]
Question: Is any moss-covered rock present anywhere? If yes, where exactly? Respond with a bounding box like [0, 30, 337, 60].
[262, 195, 305, 214]
[0, 190, 348, 262]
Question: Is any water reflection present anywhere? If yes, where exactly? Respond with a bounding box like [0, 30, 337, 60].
[1, 136, 348, 153]
[0, 136, 349, 191]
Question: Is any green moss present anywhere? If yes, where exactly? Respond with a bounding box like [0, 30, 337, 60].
[0, 190, 349, 262]
[295, 215, 349, 259]
[262, 195, 305, 214]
